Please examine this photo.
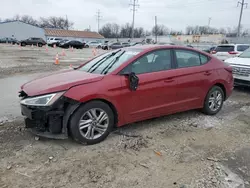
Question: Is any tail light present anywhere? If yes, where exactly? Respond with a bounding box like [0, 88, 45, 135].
[228, 51, 238, 55]
[211, 50, 217, 54]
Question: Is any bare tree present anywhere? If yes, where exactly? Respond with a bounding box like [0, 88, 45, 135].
[242, 29, 250, 36]
[145, 30, 151, 36]
[219, 28, 227, 35]
[20, 15, 38, 25]
[4, 14, 20, 22]
[120, 23, 132, 38]
[39, 16, 73, 29]
[152, 25, 169, 36]
[99, 23, 113, 38]
[111, 23, 120, 38]
[134, 27, 145, 38]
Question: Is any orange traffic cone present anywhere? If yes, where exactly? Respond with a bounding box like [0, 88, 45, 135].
[31, 44, 34, 48]
[69, 64, 73, 69]
[53, 44, 56, 48]
[71, 46, 73, 52]
[61, 49, 66, 56]
[45, 45, 48, 52]
[92, 48, 97, 56]
[55, 53, 59, 65]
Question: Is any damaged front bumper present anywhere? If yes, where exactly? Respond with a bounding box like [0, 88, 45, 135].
[20, 96, 80, 139]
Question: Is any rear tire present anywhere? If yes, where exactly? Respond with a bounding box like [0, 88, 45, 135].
[69, 101, 114, 145]
[21, 42, 26, 46]
[38, 43, 43, 47]
[202, 86, 224, 115]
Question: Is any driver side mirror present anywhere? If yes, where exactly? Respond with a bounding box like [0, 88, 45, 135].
[123, 72, 139, 91]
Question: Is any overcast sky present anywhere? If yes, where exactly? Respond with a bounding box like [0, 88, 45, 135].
[1, 0, 250, 32]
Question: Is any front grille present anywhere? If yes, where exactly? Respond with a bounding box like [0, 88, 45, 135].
[234, 79, 250, 86]
[232, 66, 250, 77]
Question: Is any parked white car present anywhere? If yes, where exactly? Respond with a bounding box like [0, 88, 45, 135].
[47, 37, 63, 46]
[85, 41, 102, 48]
[212, 44, 249, 61]
[225, 48, 250, 87]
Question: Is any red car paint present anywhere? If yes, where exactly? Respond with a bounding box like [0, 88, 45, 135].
[21, 45, 234, 127]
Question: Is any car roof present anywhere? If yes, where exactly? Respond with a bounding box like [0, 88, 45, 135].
[217, 44, 249, 46]
[126, 44, 186, 50]
[125, 44, 211, 56]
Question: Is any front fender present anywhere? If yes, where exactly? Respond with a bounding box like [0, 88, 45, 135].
[63, 84, 125, 126]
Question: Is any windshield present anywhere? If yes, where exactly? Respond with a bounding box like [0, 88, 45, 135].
[79, 49, 142, 74]
[239, 48, 250, 58]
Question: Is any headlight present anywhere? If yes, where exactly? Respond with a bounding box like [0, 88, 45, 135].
[20, 92, 65, 106]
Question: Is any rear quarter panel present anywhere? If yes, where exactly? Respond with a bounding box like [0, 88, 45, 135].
[207, 58, 234, 99]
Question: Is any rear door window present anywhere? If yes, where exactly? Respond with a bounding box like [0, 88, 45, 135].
[215, 45, 235, 52]
[200, 54, 209, 64]
[175, 50, 201, 68]
[237, 45, 249, 52]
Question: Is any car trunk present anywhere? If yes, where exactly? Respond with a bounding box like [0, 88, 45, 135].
[213, 45, 236, 60]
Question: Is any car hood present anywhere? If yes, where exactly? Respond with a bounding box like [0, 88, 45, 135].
[225, 57, 250, 66]
[21, 69, 104, 96]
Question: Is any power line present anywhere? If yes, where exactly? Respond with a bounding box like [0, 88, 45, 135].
[129, 0, 139, 39]
[237, 0, 248, 36]
[96, 10, 102, 33]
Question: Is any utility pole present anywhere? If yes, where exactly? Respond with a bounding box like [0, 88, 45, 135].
[207, 17, 211, 34]
[66, 15, 69, 30]
[208, 17, 212, 28]
[129, 0, 139, 39]
[237, 0, 248, 37]
[155, 16, 158, 43]
[96, 10, 101, 33]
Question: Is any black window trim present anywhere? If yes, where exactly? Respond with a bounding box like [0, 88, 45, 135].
[119, 48, 175, 75]
[172, 48, 211, 69]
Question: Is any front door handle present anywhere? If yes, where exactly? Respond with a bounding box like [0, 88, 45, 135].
[204, 71, 212, 76]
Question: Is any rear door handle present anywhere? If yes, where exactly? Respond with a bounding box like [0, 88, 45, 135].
[204, 71, 212, 76]
[164, 78, 174, 83]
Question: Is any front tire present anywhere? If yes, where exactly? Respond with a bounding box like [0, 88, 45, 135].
[202, 86, 224, 115]
[69, 101, 114, 145]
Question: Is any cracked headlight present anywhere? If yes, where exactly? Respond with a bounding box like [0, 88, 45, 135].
[20, 92, 65, 106]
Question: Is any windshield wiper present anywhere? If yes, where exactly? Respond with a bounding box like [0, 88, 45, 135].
[101, 51, 125, 75]
[87, 49, 122, 73]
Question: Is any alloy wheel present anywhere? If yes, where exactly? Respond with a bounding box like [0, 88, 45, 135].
[208, 90, 223, 112]
[78, 108, 109, 140]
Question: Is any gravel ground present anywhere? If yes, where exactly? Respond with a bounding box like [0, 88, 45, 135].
[0, 44, 105, 78]
[0, 44, 250, 188]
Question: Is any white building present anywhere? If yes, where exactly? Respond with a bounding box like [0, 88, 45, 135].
[44, 28, 104, 43]
[0, 20, 104, 42]
[0, 21, 45, 40]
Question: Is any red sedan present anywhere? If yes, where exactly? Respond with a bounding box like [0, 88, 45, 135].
[19, 45, 234, 144]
